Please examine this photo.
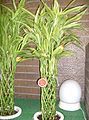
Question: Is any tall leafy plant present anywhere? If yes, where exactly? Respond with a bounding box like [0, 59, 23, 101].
[22, 0, 86, 120]
[0, 0, 32, 116]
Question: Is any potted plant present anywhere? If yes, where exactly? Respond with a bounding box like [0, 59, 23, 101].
[0, 0, 31, 119]
[22, 0, 87, 119]
[22, 0, 87, 120]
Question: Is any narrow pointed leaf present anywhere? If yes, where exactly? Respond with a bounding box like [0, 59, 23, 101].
[53, 0, 59, 13]
[58, 50, 74, 59]
[18, 0, 25, 8]
[35, 6, 41, 23]
[22, 8, 35, 18]
[65, 9, 87, 24]
[53, 45, 64, 56]
[41, 0, 54, 18]
[63, 5, 86, 14]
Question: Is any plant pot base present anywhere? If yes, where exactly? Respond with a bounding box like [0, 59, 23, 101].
[37, 114, 61, 120]
[0, 106, 22, 120]
[33, 111, 64, 120]
[59, 101, 81, 111]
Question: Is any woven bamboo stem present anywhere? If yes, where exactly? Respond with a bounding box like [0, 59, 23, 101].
[40, 58, 57, 120]
[0, 62, 16, 116]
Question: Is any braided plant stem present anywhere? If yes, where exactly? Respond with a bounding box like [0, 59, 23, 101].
[40, 58, 57, 120]
[0, 61, 16, 116]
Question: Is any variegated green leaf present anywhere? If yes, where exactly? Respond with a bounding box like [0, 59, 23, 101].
[41, 0, 54, 18]
[18, 0, 25, 8]
[63, 5, 86, 14]
[65, 9, 87, 24]
[63, 22, 81, 29]
[57, 50, 74, 59]
[53, 45, 64, 56]
[53, 0, 59, 13]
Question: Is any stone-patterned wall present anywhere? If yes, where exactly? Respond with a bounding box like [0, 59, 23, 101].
[85, 44, 89, 119]
[2, 0, 89, 99]
[57, 0, 89, 100]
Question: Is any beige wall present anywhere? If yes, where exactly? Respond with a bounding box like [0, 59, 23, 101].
[2, 0, 89, 99]
[58, 0, 89, 100]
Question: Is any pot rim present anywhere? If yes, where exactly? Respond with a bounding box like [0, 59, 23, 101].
[33, 111, 64, 120]
[0, 106, 22, 120]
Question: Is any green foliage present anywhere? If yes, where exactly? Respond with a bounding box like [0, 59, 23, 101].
[0, 0, 32, 116]
[24, 0, 86, 61]
[22, 0, 87, 120]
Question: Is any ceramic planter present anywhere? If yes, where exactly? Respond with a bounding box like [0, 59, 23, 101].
[33, 111, 64, 120]
[0, 106, 22, 120]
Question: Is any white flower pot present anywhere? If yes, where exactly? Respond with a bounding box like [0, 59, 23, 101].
[0, 106, 22, 120]
[33, 111, 64, 120]
[59, 101, 81, 111]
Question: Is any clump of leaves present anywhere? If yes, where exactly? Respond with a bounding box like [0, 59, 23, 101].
[0, 0, 33, 116]
[22, 0, 87, 119]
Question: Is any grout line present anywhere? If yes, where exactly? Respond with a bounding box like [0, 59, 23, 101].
[15, 92, 59, 97]
[15, 79, 37, 82]
[15, 72, 39, 74]
[15, 92, 40, 96]
[17, 65, 39, 67]
[15, 86, 39, 89]
[17, 64, 39, 67]
[15, 85, 59, 90]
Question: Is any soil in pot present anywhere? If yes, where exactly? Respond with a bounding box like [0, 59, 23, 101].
[1, 110, 17, 116]
[37, 115, 61, 120]
[0, 106, 22, 120]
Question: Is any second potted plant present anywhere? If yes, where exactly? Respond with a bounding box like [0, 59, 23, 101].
[0, 0, 31, 119]
[23, 0, 86, 120]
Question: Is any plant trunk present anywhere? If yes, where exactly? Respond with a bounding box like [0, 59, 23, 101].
[0, 62, 16, 116]
[40, 58, 57, 120]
